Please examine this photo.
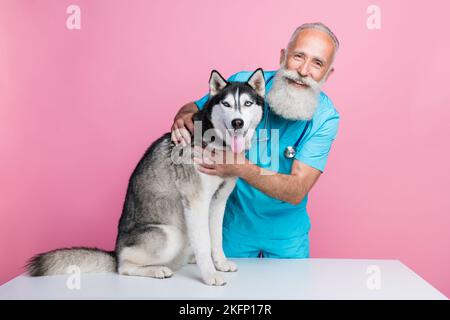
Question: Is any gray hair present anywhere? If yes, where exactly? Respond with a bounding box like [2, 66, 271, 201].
[287, 22, 340, 53]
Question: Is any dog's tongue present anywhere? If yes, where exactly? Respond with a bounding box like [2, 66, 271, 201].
[231, 135, 244, 154]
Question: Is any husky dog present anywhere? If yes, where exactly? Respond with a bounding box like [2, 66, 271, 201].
[26, 69, 265, 286]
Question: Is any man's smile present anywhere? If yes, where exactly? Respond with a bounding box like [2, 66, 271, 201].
[285, 77, 310, 88]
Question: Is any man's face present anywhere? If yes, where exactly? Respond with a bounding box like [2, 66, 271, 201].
[266, 28, 337, 120]
[281, 28, 336, 85]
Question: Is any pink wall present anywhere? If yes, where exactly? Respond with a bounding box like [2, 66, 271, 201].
[1, 0, 449, 297]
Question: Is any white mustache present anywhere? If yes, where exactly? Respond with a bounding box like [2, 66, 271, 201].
[281, 70, 321, 91]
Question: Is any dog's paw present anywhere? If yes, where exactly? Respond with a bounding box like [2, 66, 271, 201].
[214, 259, 238, 272]
[149, 266, 173, 279]
[203, 272, 227, 286]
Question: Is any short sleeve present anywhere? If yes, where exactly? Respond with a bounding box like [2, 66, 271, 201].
[295, 110, 340, 173]
[194, 72, 240, 110]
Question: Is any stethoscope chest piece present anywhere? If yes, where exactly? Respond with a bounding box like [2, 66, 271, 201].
[284, 146, 296, 159]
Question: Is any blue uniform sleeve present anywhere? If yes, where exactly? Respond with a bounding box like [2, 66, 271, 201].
[295, 110, 340, 173]
[194, 72, 240, 110]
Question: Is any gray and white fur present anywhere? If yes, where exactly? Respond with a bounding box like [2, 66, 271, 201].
[26, 69, 265, 286]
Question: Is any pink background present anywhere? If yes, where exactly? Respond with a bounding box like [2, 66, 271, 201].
[0, 0, 449, 297]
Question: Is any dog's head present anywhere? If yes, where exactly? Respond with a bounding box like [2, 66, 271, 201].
[200, 68, 265, 154]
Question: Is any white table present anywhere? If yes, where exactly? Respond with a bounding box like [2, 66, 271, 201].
[0, 258, 446, 300]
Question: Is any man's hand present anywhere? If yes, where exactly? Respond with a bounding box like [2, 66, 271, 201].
[171, 102, 198, 146]
[193, 146, 248, 177]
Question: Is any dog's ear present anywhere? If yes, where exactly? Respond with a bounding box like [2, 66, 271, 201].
[247, 68, 265, 97]
[209, 70, 228, 96]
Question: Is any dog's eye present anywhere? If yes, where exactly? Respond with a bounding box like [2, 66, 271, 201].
[244, 101, 253, 107]
[221, 101, 231, 108]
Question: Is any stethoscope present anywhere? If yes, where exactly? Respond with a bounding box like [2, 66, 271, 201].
[283, 120, 311, 159]
[258, 75, 312, 159]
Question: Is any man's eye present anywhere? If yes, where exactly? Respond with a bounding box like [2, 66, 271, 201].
[244, 101, 253, 107]
[221, 101, 231, 107]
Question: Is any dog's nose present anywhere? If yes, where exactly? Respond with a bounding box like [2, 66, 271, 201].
[231, 119, 244, 130]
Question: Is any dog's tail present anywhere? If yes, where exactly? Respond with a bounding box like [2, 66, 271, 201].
[26, 247, 117, 276]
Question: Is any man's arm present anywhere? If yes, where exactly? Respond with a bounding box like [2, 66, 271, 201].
[194, 149, 322, 205]
[238, 159, 322, 205]
[244, 108, 339, 204]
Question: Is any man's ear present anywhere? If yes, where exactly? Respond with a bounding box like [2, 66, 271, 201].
[279, 49, 286, 66]
[247, 68, 265, 97]
[209, 70, 228, 96]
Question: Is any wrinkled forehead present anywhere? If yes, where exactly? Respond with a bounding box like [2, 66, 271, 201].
[289, 28, 336, 64]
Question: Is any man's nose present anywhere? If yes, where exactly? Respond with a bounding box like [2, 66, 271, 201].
[298, 61, 310, 77]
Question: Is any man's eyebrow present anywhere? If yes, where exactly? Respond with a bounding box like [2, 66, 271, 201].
[292, 50, 305, 56]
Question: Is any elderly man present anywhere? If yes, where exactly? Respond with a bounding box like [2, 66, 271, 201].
[171, 22, 340, 259]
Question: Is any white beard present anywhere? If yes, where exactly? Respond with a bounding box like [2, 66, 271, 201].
[266, 68, 324, 121]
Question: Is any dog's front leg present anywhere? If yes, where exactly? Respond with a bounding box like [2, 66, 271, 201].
[185, 200, 226, 286]
[209, 178, 238, 272]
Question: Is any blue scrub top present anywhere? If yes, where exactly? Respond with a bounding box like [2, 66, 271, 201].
[195, 70, 340, 256]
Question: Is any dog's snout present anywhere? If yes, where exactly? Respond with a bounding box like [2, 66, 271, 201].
[231, 119, 244, 130]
